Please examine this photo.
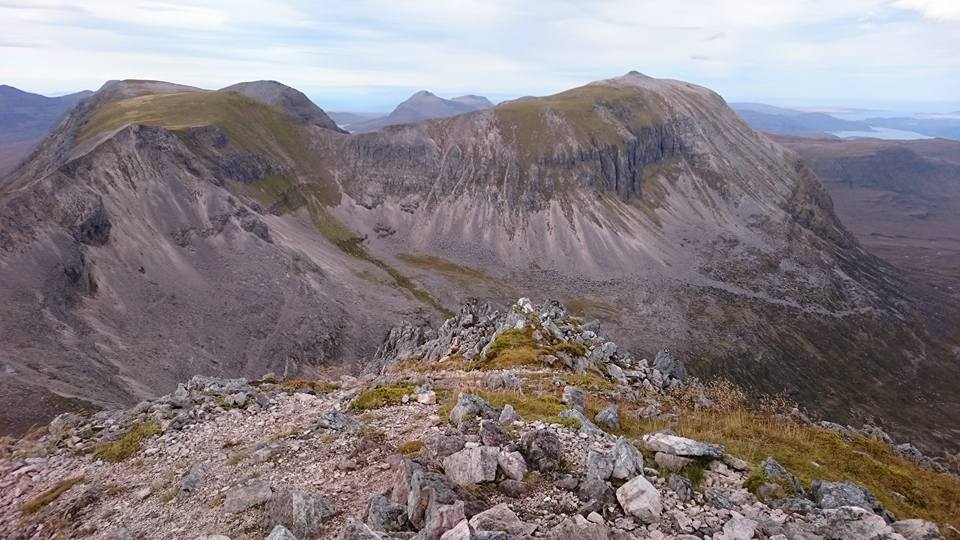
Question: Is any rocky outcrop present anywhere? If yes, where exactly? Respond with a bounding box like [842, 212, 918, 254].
[376, 298, 687, 392]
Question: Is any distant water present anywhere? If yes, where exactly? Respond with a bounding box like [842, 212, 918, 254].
[832, 126, 934, 141]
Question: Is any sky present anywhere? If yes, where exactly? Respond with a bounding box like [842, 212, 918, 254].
[1, 0, 958, 112]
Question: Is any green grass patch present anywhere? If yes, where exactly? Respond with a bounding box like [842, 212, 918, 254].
[397, 439, 424, 455]
[280, 379, 339, 393]
[21, 476, 85, 515]
[475, 328, 544, 370]
[681, 458, 709, 488]
[79, 90, 341, 215]
[395, 253, 495, 288]
[544, 416, 581, 430]
[550, 342, 587, 357]
[473, 389, 565, 422]
[563, 372, 616, 391]
[638, 408, 960, 528]
[494, 84, 666, 167]
[91, 421, 161, 463]
[353, 385, 415, 410]
[307, 202, 450, 318]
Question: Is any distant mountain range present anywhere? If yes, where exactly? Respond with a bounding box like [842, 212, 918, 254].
[332, 90, 493, 132]
[732, 102, 960, 141]
[730, 102, 868, 134]
[0, 85, 93, 176]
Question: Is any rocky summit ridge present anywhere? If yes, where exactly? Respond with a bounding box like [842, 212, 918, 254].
[2, 299, 957, 540]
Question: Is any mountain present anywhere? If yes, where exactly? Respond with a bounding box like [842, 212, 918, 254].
[3, 298, 957, 538]
[451, 94, 495, 109]
[772, 134, 960, 301]
[731, 103, 869, 135]
[220, 80, 345, 133]
[1, 73, 958, 454]
[327, 111, 384, 130]
[0, 85, 93, 176]
[348, 90, 493, 132]
[0, 79, 419, 435]
[732, 102, 960, 142]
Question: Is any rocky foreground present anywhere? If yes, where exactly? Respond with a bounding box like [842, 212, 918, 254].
[1, 299, 957, 539]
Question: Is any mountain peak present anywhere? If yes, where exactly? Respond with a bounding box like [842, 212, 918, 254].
[220, 80, 344, 133]
[348, 90, 493, 132]
[409, 90, 438, 99]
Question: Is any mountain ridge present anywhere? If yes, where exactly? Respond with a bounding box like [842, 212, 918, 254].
[0, 73, 957, 455]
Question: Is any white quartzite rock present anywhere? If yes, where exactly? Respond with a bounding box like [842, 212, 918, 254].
[615, 475, 662, 523]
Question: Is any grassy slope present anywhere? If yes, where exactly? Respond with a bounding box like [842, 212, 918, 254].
[494, 84, 666, 160]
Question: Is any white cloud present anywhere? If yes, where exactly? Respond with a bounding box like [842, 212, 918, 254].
[0, 0, 957, 109]
[894, 0, 960, 20]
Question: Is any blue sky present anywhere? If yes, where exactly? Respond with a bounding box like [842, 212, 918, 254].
[1, 0, 958, 112]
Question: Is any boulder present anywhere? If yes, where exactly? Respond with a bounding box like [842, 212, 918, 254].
[267, 488, 338, 538]
[417, 391, 438, 405]
[812, 480, 883, 514]
[180, 462, 206, 494]
[266, 525, 298, 540]
[890, 519, 945, 540]
[443, 446, 500, 485]
[468, 503, 528, 535]
[520, 429, 563, 471]
[606, 364, 628, 386]
[497, 451, 528, 481]
[653, 349, 687, 382]
[668, 474, 694, 502]
[440, 519, 473, 540]
[586, 449, 615, 480]
[498, 404, 521, 424]
[561, 386, 586, 413]
[339, 517, 381, 540]
[223, 481, 273, 514]
[317, 410, 359, 431]
[449, 394, 498, 425]
[547, 514, 634, 540]
[641, 432, 723, 459]
[48, 412, 82, 438]
[366, 494, 407, 532]
[422, 500, 466, 540]
[422, 430, 467, 462]
[757, 457, 805, 498]
[768, 497, 817, 514]
[486, 372, 521, 390]
[610, 438, 644, 480]
[816, 506, 892, 539]
[654, 452, 693, 473]
[615, 475, 662, 523]
[479, 421, 511, 447]
[405, 466, 485, 529]
[722, 516, 758, 540]
[579, 477, 616, 507]
[594, 405, 620, 431]
[498, 479, 530, 498]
